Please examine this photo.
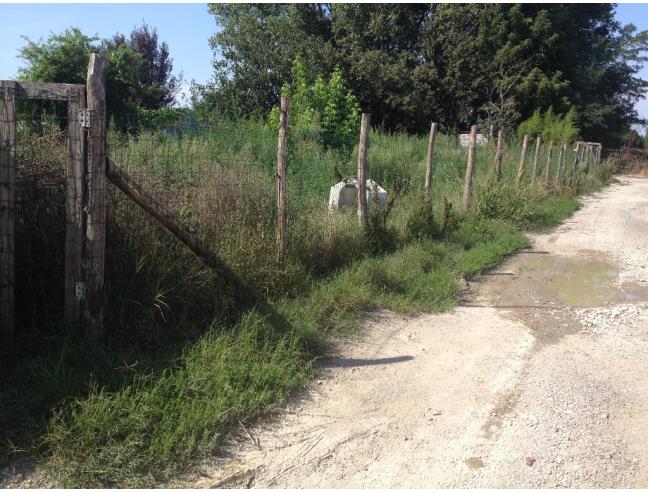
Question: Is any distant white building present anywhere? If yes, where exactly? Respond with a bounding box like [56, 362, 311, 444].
[329, 177, 388, 210]
[458, 133, 489, 148]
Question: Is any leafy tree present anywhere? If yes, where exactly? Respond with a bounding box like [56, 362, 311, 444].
[202, 4, 648, 144]
[18, 28, 97, 83]
[108, 22, 181, 109]
[17, 26, 180, 129]
[194, 4, 333, 118]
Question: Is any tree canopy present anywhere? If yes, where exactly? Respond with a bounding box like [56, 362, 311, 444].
[198, 3, 648, 146]
[18, 25, 181, 126]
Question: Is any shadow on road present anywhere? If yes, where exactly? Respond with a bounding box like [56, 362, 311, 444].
[319, 355, 414, 368]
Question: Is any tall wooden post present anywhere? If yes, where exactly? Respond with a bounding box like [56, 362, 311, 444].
[424, 122, 437, 195]
[83, 54, 107, 338]
[556, 143, 565, 182]
[572, 142, 581, 176]
[65, 86, 87, 324]
[463, 125, 477, 210]
[516, 134, 529, 186]
[531, 136, 541, 183]
[276, 96, 290, 266]
[357, 113, 370, 227]
[0, 81, 16, 337]
[584, 145, 592, 173]
[493, 129, 504, 181]
[544, 141, 553, 186]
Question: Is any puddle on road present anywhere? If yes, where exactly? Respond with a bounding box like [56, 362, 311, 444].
[524, 256, 643, 308]
[474, 252, 648, 345]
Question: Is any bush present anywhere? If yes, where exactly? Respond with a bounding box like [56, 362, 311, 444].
[403, 196, 439, 241]
[473, 177, 540, 228]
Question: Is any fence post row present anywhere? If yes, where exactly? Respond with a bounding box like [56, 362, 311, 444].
[0, 81, 16, 337]
[276, 96, 290, 266]
[82, 53, 107, 338]
[516, 134, 529, 186]
[463, 125, 477, 210]
[424, 122, 438, 196]
[357, 113, 370, 227]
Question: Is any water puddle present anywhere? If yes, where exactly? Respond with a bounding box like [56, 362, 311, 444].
[524, 255, 643, 308]
[477, 252, 648, 345]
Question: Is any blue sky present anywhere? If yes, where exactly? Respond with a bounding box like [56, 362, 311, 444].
[0, 2, 646, 126]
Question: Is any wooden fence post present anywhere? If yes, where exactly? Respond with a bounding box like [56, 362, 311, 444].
[463, 125, 477, 210]
[0, 81, 16, 337]
[531, 136, 541, 183]
[65, 86, 87, 324]
[493, 129, 504, 181]
[544, 141, 553, 186]
[516, 134, 529, 186]
[276, 96, 290, 266]
[83, 53, 107, 338]
[556, 143, 565, 182]
[572, 142, 581, 175]
[596, 145, 602, 166]
[424, 122, 437, 195]
[357, 113, 370, 226]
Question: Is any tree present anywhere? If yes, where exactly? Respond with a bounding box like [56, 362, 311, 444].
[203, 3, 647, 144]
[18, 28, 97, 83]
[108, 22, 181, 109]
[194, 4, 333, 118]
[18, 26, 181, 129]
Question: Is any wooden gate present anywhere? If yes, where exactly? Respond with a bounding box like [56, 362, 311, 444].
[0, 54, 106, 338]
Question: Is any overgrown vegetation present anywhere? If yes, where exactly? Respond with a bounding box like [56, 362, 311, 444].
[1, 115, 618, 487]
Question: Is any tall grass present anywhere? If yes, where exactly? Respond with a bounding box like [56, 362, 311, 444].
[1, 116, 617, 487]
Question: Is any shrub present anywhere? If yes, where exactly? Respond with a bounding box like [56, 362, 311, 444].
[364, 192, 397, 254]
[473, 177, 539, 228]
[403, 196, 439, 241]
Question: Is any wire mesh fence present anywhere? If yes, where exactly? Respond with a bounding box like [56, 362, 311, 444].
[14, 100, 69, 332]
[4, 94, 612, 339]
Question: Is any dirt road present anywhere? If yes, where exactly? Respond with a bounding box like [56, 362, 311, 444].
[187, 176, 648, 488]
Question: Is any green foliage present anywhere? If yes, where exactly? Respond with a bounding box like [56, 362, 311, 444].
[268, 57, 360, 147]
[474, 177, 538, 228]
[17, 25, 180, 129]
[403, 197, 440, 241]
[205, 4, 648, 144]
[364, 194, 397, 255]
[44, 316, 307, 487]
[518, 106, 579, 143]
[18, 28, 96, 83]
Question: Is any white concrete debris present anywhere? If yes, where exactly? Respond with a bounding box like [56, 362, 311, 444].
[328, 177, 388, 211]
